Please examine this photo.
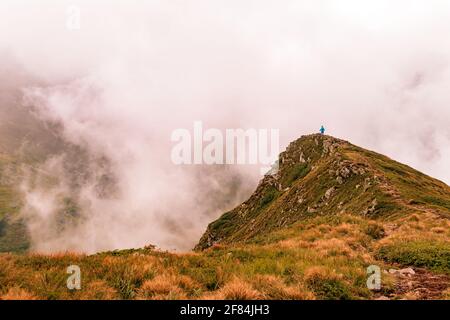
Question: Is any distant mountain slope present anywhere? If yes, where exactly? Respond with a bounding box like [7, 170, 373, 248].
[0, 100, 72, 253]
[0, 153, 29, 252]
[197, 134, 450, 249]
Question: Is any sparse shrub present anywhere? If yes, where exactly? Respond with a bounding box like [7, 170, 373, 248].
[208, 211, 236, 236]
[283, 164, 310, 186]
[377, 241, 450, 273]
[373, 199, 402, 215]
[192, 267, 221, 291]
[332, 223, 359, 238]
[259, 187, 279, 208]
[138, 275, 182, 299]
[114, 277, 136, 299]
[80, 281, 118, 300]
[137, 274, 199, 300]
[216, 277, 263, 300]
[308, 277, 352, 300]
[318, 225, 332, 233]
[304, 266, 352, 300]
[104, 256, 155, 299]
[364, 222, 385, 240]
[313, 238, 354, 258]
[33, 268, 68, 300]
[252, 275, 314, 300]
[420, 196, 450, 211]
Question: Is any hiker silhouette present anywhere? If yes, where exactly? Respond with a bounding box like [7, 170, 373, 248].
[320, 125, 325, 134]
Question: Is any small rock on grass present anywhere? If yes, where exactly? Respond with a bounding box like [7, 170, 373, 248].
[388, 267, 415, 276]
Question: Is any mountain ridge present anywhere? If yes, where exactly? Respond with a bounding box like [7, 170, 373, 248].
[196, 134, 450, 250]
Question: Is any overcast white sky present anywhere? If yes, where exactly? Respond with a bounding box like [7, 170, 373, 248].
[1, 0, 450, 252]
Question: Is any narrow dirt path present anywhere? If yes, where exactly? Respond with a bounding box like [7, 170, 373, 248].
[376, 267, 449, 300]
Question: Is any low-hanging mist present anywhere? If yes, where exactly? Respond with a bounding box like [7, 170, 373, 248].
[1, 0, 450, 253]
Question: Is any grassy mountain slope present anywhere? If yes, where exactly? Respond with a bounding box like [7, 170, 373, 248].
[0, 153, 29, 252]
[196, 134, 450, 249]
[0, 134, 449, 300]
[0, 102, 113, 253]
[0, 104, 56, 253]
[0, 210, 449, 300]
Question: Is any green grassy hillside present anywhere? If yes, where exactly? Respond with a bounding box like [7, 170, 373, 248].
[0, 153, 29, 252]
[196, 134, 450, 249]
[0, 134, 449, 300]
[0, 210, 449, 300]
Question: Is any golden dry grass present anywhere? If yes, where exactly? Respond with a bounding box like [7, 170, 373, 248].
[207, 277, 263, 300]
[251, 275, 315, 300]
[79, 281, 118, 300]
[136, 273, 199, 300]
[0, 286, 38, 300]
[0, 213, 448, 300]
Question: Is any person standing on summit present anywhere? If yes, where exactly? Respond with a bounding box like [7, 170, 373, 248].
[320, 125, 325, 134]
